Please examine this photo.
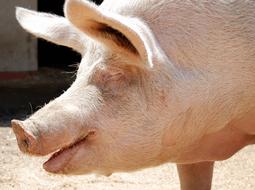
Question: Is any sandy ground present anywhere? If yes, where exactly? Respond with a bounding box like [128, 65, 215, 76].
[0, 125, 254, 190]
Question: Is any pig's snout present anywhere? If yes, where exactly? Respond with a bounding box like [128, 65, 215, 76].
[11, 119, 40, 155]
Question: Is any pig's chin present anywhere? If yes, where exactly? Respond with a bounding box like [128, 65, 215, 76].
[43, 133, 91, 174]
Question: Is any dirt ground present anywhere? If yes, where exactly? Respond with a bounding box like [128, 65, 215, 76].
[0, 125, 254, 190]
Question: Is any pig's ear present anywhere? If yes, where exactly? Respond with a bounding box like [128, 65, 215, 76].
[64, 0, 163, 68]
[16, 7, 86, 54]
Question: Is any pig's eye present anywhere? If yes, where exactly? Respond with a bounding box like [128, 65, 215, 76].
[91, 65, 136, 97]
[101, 72, 125, 83]
[100, 71, 129, 96]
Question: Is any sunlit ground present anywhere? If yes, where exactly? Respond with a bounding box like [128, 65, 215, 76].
[0, 126, 254, 190]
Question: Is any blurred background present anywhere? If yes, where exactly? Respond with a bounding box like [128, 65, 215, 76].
[0, 0, 103, 123]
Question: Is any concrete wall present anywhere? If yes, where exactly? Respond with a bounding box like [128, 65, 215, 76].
[0, 0, 37, 72]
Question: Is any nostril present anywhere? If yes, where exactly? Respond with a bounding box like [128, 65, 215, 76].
[22, 138, 29, 149]
[11, 119, 36, 154]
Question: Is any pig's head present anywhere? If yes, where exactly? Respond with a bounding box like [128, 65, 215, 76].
[12, 0, 179, 175]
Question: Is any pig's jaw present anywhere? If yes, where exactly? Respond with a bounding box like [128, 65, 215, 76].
[43, 131, 94, 174]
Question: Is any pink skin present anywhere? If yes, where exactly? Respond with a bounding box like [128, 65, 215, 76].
[12, 60, 170, 175]
[12, 0, 255, 189]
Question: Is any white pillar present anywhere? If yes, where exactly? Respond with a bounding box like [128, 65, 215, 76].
[0, 0, 37, 72]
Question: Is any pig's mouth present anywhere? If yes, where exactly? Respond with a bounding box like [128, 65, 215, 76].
[46, 135, 88, 161]
[43, 131, 94, 173]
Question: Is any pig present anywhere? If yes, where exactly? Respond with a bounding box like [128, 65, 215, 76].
[11, 0, 255, 189]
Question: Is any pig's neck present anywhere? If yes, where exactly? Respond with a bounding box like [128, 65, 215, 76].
[156, 61, 255, 163]
[154, 42, 255, 153]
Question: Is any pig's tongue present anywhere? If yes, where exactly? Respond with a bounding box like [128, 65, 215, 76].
[43, 137, 86, 173]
